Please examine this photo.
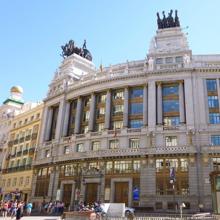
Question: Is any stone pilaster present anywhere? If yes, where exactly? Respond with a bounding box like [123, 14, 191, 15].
[179, 81, 185, 123]
[143, 85, 148, 126]
[62, 101, 71, 137]
[148, 81, 156, 130]
[89, 93, 96, 131]
[157, 82, 162, 125]
[75, 97, 82, 134]
[184, 78, 194, 127]
[140, 157, 156, 206]
[39, 106, 49, 143]
[123, 87, 129, 128]
[48, 166, 60, 200]
[104, 90, 111, 130]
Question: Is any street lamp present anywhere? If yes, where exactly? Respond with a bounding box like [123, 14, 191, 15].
[180, 202, 186, 219]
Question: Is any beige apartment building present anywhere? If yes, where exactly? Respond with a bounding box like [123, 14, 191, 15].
[1, 102, 43, 201]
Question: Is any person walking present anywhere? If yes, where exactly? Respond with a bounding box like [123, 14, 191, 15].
[26, 202, 32, 216]
[2, 201, 9, 219]
[15, 202, 23, 220]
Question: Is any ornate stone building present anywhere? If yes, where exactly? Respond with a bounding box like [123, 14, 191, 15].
[32, 15, 220, 213]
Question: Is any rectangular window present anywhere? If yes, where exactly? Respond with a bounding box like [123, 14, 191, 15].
[83, 126, 89, 134]
[162, 86, 179, 96]
[112, 121, 123, 129]
[92, 141, 100, 151]
[25, 176, 30, 185]
[211, 135, 220, 146]
[213, 158, 220, 171]
[19, 177, 23, 186]
[175, 56, 183, 63]
[88, 162, 99, 169]
[113, 105, 124, 115]
[130, 103, 143, 115]
[208, 96, 219, 108]
[156, 58, 163, 64]
[76, 143, 84, 152]
[97, 107, 105, 118]
[165, 57, 173, 64]
[64, 165, 75, 176]
[83, 111, 90, 121]
[12, 178, 17, 187]
[206, 79, 217, 92]
[163, 100, 179, 112]
[97, 123, 104, 132]
[165, 136, 177, 147]
[113, 91, 124, 100]
[130, 88, 143, 98]
[133, 160, 140, 172]
[156, 159, 164, 172]
[109, 140, 119, 149]
[180, 158, 188, 171]
[129, 120, 143, 128]
[163, 116, 180, 126]
[209, 113, 220, 124]
[98, 94, 106, 103]
[64, 146, 70, 154]
[106, 161, 113, 174]
[129, 139, 140, 149]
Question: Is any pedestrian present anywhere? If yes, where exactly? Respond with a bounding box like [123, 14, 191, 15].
[15, 202, 23, 220]
[2, 201, 8, 218]
[89, 212, 98, 220]
[26, 201, 33, 216]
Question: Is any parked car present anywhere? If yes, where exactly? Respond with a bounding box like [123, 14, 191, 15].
[125, 207, 135, 216]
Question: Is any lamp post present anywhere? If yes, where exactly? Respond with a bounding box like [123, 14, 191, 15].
[170, 167, 177, 212]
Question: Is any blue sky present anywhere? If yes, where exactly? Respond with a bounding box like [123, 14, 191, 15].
[0, 0, 220, 103]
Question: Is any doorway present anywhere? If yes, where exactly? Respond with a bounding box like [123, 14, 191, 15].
[114, 182, 129, 205]
[62, 184, 72, 207]
[85, 183, 98, 204]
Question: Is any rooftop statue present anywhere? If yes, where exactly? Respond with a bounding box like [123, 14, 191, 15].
[157, 10, 180, 29]
[61, 39, 92, 61]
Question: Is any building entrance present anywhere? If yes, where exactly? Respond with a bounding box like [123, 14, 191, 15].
[114, 182, 129, 205]
[85, 183, 98, 204]
[62, 184, 72, 207]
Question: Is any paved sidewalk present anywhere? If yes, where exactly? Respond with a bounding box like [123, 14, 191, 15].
[0, 217, 61, 220]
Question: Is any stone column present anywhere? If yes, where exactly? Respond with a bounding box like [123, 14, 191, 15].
[45, 108, 53, 141]
[157, 82, 163, 125]
[179, 81, 186, 123]
[216, 79, 220, 114]
[62, 101, 71, 137]
[30, 171, 37, 200]
[55, 99, 65, 140]
[48, 166, 60, 200]
[74, 97, 82, 134]
[148, 81, 156, 130]
[123, 87, 129, 128]
[104, 90, 111, 130]
[89, 93, 96, 132]
[143, 85, 148, 127]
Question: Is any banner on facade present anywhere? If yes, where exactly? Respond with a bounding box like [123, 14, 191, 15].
[133, 187, 139, 201]
[56, 189, 61, 201]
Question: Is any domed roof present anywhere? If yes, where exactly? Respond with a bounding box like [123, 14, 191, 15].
[10, 86, 23, 94]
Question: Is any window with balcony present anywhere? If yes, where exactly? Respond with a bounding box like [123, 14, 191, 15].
[112, 121, 123, 129]
[129, 139, 140, 149]
[45, 150, 50, 158]
[163, 116, 180, 126]
[156, 58, 163, 64]
[97, 108, 105, 118]
[213, 158, 220, 171]
[97, 94, 106, 103]
[211, 135, 220, 146]
[25, 176, 30, 185]
[76, 143, 84, 152]
[7, 179, 11, 187]
[165, 136, 177, 147]
[12, 178, 17, 187]
[97, 123, 104, 132]
[92, 141, 100, 151]
[113, 105, 124, 115]
[109, 139, 119, 149]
